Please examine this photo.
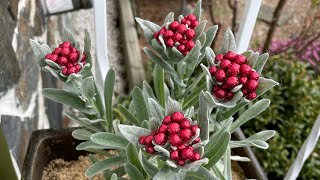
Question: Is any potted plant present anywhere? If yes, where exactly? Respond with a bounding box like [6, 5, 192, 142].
[23, 0, 278, 179]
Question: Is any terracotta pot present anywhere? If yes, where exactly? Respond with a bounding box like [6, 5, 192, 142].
[21, 128, 267, 180]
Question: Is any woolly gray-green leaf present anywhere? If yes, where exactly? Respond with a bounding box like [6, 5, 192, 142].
[180, 158, 209, 172]
[230, 130, 275, 149]
[204, 91, 243, 108]
[124, 163, 145, 180]
[42, 88, 95, 114]
[44, 59, 61, 70]
[165, 97, 182, 115]
[82, 76, 95, 100]
[143, 81, 156, 100]
[62, 27, 76, 45]
[30, 39, 51, 67]
[193, 0, 202, 21]
[153, 65, 166, 107]
[163, 12, 174, 26]
[224, 147, 232, 180]
[91, 132, 129, 150]
[83, 28, 92, 65]
[118, 125, 151, 146]
[104, 68, 116, 131]
[205, 47, 215, 66]
[64, 112, 101, 132]
[253, 53, 269, 74]
[198, 92, 209, 141]
[139, 150, 158, 178]
[246, 51, 259, 67]
[195, 21, 207, 39]
[216, 100, 248, 121]
[201, 25, 218, 52]
[136, 17, 160, 45]
[230, 99, 270, 132]
[72, 129, 92, 141]
[76, 141, 109, 150]
[132, 86, 149, 121]
[148, 98, 164, 122]
[185, 167, 219, 180]
[256, 77, 279, 97]
[117, 104, 141, 126]
[126, 143, 144, 175]
[219, 28, 236, 54]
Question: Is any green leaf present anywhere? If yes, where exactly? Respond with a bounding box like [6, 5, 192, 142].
[224, 147, 232, 180]
[85, 155, 127, 178]
[219, 28, 236, 54]
[183, 82, 206, 109]
[42, 88, 95, 114]
[62, 27, 76, 45]
[230, 99, 270, 132]
[118, 125, 151, 145]
[153, 65, 166, 107]
[204, 131, 230, 168]
[246, 51, 259, 67]
[193, 0, 202, 21]
[72, 129, 92, 141]
[201, 25, 218, 51]
[139, 150, 158, 178]
[94, 83, 105, 118]
[132, 86, 149, 121]
[143, 81, 156, 100]
[256, 77, 279, 97]
[253, 53, 269, 74]
[165, 97, 182, 115]
[163, 12, 174, 26]
[44, 59, 61, 69]
[91, 132, 129, 150]
[198, 92, 209, 141]
[124, 163, 145, 180]
[195, 21, 207, 39]
[148, 98, 164, 122]
[82, 76, 96, 100]
[153, 165, 174, 180]
[64, 112, 102, 132]
[184, 41, 201, 70]
[83, 28, 92, 65]
[126, 143, 144, 175]
[76, 141, 108, 150]
[104, 68, 116, 131]
[136, 17, 160, 45]
[29, 39, 51, 67]
[185, 167, 218, 180]
[110, 173, 118, 180]
[179, 158, 209, 172]
[230, 130, 275, 149]
[205, 47, 215, 66]
[118, 104, 141, 126]
[216, 100, 248, 121]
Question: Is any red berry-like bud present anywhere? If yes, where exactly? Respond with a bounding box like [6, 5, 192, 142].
[177, 144, 186, 150]
[167, 122, 180, 133]
[75, 64, 82, 71]
[45, 53, 52, 59]
[60, 47, 71, 57]
[158, 124, 168, 133]
[179, 39, 188, 45]
[185, 41, 195, 51]
[61, 68, 68, 75]
[186, 14, 197, 21]
[154, 133, 166, 145]
[190, 125, 200, 135]
[71, 47, 78, 53]
[209, 66, 217, 76]
[139, 136, 147, 145]
[162, 116, 171, 125]
[182, 20, 191, 26]
[180, 119, 191, 129]
[190, 20, 199, 29]
[221, 83, 229, 90]
[241, 88, 249, 95]
[67, 63, 73, 68]
[159, 27, 166, 35]
[177, 44, 186, 53]
[248, 71, 259, 80]
[145, 146, 155, 154]
[240, 64, 251, 76]
[177, 160, 185, 166]
[81, 53, 86, 61]
[246, 80, 259, 91]
[239, 77, 248, 85]
[180, 129, 192, 142]
[246, 92, 257, 100]
[182, 50, 189, 56]
[185, 29, 196, 39]
[225, 92, 234, 101]
[144, 135, 153, 145]
[53, 48, 61, 54]
[177, 24, 187, 33]
[68, 66, 77, 75]
[234, 54, 247, 64]
[62, 42, 71, 48]
[69, 52, 79, 62]
[226, 76, 239, 88]
[212, 85, 220, 93]
[220, 59, 232, 70]
[191, 152, 201, 162]
[215, 69, 226, 82]
[165, 39, 174, 47]
[214, 89, 226, 99]
[58, 57, 68, 66]
[227, 63, 240, 76]
[169, 133, 182, 146]
[171, 112, 184, 123]
[51, 54, 58, 61]
[170, 150, 179, 160]
[173, 33, 183, 42]
[153, 32, 159, 40]
[180, 147, 194, 160]
[163, 30, 174, 39]
[169, 21, 180, 31]
[150, 130, 158, 136]
[224, 51, 236, 61]
[215, 54, 224, 63]
[193, 137, 201, 144]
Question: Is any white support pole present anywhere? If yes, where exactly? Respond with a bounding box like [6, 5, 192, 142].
[93, 0, 109, 90]
[235, 0, 262, 53]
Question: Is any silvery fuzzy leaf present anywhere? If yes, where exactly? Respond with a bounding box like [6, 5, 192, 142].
[158, 36, 168, 57]
[184, 106, 194, 118]
[29, 39, 51, 66]
[198, 92, 209, 141]
[82, 76, 96, 100]
[205, 47, 216, 66]
[229, 139, 269, 149]
[151, 39, 166, 59]
[231, 84, 242, 92]
[42, 88, 95, 114]
[153, 166, 186, 180]
[83, 28, 91, 57]
[64, 112, 102, 132]
[183, 82, 206, 110]
[154, 145, 170, 157]
[117, 104, 141, 126]
[166, 159, 177, 168]
[45, 59, 61, 69]
[199, 33, 206, 48]
[193, 0, 202, 21]
[76, 140, 109, 151]
[195, 21, 207, 39]
[110, 173, 118, 180]
[124, 163, 144, 180]
[72, 129, 92, 141]
[42, 66, 66, 82]
[91, 132, 129, 150]
[66, 73, 82, 84]
[126, 143, 144, 175]
[148, 98, 164, 121]
[200, 63, 211, 77]
[85, 155, 127, 178]
[247, 130, 276, 142]
[219, 28, 236, 54]
[216, 99, 248, 121]
[163, 12, 174, 26]
[206, 73, 213, 91]
[185, 167, 219, 180]
[210, 117, 233, 143]
[253, 53, 269, 74]
[212, 163, 226, 180]
[256, 77, 279, 97]
[178, 15, 184, 22]
[184, 40, 201, 70]
[149, 117, 160, 131]
[141, 119, 150, 129]
[246, 51, 259, 67]
[62, 27, 76, 46]
[118, 124, 151, 146]
[79, 63, 92, 79]
[204, 91, 243, 108]
[113, 119, 121, 134]
[143, 81, 157, 100]
[104, 68, 116, 131]
[153, 65, 166, 107]
[180, 158, 209, 172]
[165, 96, 182, 116]
[201, 25, 218, 53]
[177, 61, 187, 79]
[230, 99, 270, 133]
[223, 147, 232, 180]
[139, 150, 159, 177]
[194, 146, 204, 157]
[135, 17, 160, 45]
[169, 46, 184, 62]
[230, 156, 250, 162]
[132, 86, 149, 122]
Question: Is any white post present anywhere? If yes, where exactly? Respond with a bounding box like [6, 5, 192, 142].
[93, 0, 109, 90]
[235, 0, 262, 53]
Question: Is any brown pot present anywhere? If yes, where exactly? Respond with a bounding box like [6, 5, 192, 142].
[21, 128, 267, 180]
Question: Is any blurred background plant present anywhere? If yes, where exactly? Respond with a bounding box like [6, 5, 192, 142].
[242, 53, 320, 179]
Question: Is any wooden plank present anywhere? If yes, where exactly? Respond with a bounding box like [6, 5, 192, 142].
[119, 0, 145, 89]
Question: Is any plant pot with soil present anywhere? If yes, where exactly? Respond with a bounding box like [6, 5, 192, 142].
[24, 1, 278, 179]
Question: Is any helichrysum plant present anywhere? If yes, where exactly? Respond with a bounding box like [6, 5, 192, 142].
[30, 1, 279, 179]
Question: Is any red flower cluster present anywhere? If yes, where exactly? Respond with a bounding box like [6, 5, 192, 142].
[45, 42, 86, 76]
[139, 112, 201, 166]
[209, 51, 259, 101]
[153, 14, 199, 56]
